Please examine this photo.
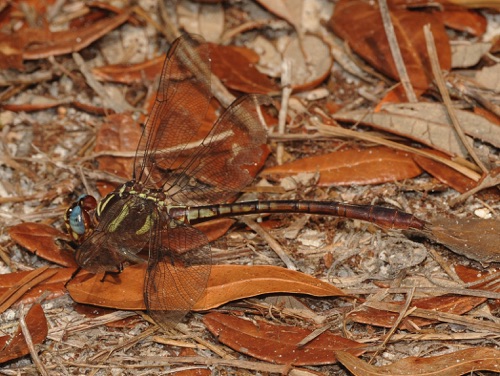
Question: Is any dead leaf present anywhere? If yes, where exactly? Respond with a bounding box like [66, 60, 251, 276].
[0, 304, 48, 364]
[0, 268, 79, 311]
[262, 146, 422, 186]
[423, 217, 500, 264]
[413, 150, 477, 193]
[333, 103, 500, 159]
[209, 43, 280, 94]
[336, 347, 500, 375]
[177, 0, 225, 42]
[203, 312, 366, 365]
[283, 34, 333, 91]
[330, 0, 451, 91]
[451, 41, 491, 68]
[348, 294, 486, 329]
[66, 264, 347, 311]
[0, 9, 131, 69]
[8, 223, 75, 268]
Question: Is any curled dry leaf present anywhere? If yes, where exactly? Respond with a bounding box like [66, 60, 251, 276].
[8, 223, 76, 268]
[336, 347, 500, 376]
[262, 146, 422, 186]
[330, 0, 450, 91]
[283, 34, 333, 91]
[203, 312, 366, 366]
[66, 264, 347, 311]
[0, 304, 48, 364]
[0, 9, 131, 70]
[422, 217, 500, 264]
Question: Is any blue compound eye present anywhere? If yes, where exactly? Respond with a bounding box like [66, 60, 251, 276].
[65, 194, 97, 242]
[68, 205, 86, 235]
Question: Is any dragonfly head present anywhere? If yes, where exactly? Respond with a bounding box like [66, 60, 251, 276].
[65, 194, 98, 243]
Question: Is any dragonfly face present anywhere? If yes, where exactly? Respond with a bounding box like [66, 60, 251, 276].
[66, 34, 271, 329]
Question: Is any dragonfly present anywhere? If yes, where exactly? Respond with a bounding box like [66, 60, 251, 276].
[65, 34, 426, 330]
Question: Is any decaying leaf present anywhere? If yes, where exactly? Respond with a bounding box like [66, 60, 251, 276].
[204, 312, 366, 365]
[67, 264, 347, 311]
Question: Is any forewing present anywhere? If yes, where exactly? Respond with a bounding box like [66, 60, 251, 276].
[144, 220, 211, 329]
[165, 94, 271, 205]
[134, 34, 212, 185]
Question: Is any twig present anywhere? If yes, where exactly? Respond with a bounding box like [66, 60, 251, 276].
[378, 0, 417, 102]
[423, 25, 488, 173]
[240, 217, 297, 271]
[19, 305, 49, 376]
[277, 59, 293, 165]
[314, 118, 481, 181]
[72, 52, 135, 113]
[370, 287, 416, 362]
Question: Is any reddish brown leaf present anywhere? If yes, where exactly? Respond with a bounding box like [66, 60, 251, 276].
[0, 9, 131, 69]
[203, 312, 366, 365]
[0, 304, 48, 364]
[8, 223, 75, 267]
[413, 150, 477, 193]
[330, 0, 451, 91]
[94, 44, 278, 94]
[93, 56, 165, 84]
[348, 294, 486, 329]
[262, 146, 422, 186]
[438, 9, 487, 37]
[336, 347, 500, 375]
[67, 264, 347, 311]
[0, 268, 79, 310]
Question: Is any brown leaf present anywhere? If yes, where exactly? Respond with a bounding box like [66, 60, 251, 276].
[0, 304, 48, 364]
[8, 223, 75, 267]
[333, 103, 500, 159]
[423, 217, 500, 264]
[0, 9, 131, 69]
[66, 264, 347, 311]
[203, 312, 366, 365]
[209, 43, 279, 94]
[262, 146, 422, 186]
[0, 268, 78, 311]
[93, 56, 165, 84]
[94, 44, 279, 95]
[330, 0, 451, 91]
[438, 9, 487, 37]
[348, 294, 486, 329]
[283, 34, 333, 91]
[336, 347, 500, 375]
[413, 150, 477, 193]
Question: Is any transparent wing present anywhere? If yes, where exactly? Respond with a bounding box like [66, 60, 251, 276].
[144, 216, 211, 329]
[134, 34, 270, 205]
